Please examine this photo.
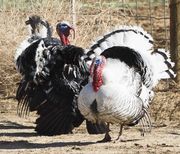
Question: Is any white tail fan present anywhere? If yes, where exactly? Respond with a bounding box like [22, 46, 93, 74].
[151, 48, 176, 86]
[88, 25, 154, 58]
[86, 26, 176, 86]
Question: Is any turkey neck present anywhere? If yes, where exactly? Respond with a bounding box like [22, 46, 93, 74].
[59, 34, 70, 46]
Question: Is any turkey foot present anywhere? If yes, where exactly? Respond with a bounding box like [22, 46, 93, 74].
[97, 132, 111, 143]
[97, 123, 111, 143]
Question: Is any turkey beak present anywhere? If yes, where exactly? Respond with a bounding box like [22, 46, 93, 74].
[70, 27, 75, 39]
[25, 17, 31, 25]
[25, 20, 29, 25]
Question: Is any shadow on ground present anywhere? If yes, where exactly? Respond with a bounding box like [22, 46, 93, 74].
[0, 120, 96, 149]
[0, 140, 95, 149]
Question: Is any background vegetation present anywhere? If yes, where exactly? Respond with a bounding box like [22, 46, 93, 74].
[0, 0, 179, 122]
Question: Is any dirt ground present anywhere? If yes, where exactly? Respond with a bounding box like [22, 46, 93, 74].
[0, 92, 180, 154]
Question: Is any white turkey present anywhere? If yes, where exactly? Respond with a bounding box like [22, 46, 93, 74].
[78, 26, 176, 142]
[15, 15, 106, 135]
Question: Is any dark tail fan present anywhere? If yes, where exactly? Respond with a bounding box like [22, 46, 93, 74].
[16, 79, 47, 117]
[35, 105, 75, 135]
[25, 15, 52, 38]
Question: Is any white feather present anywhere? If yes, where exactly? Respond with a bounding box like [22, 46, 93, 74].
[79, 58, 143, 124]
[102, 58, 141, 95]
[35, 40, 47, 74]
[78, 81, 144, 124]
[89, 25, 153, 56]
[93, 48, 102, 56]
[148, 49, 176, 85]
[27, 20, 49, 38]
[96, 84, 143, 124]
[15, 39, 31, 62]
[139, 85, 154, 109]
[78, 83, 97, 123]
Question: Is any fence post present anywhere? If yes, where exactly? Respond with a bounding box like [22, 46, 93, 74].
[71, 0, 76, 28]
[170, 0, 180, 84]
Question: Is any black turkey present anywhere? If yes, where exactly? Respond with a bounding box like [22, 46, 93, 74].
[15, 15, 106, 135]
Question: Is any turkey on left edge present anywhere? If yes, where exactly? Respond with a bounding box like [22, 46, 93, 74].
[15, 15, 107, 135]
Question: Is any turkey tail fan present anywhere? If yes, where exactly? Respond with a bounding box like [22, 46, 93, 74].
[86, 25, 176, 88]
[151, 48, 176, 83]
[86, 26, 176, 80]
[86, 120, 107, 134]
[16, 79, 47, 117]
[125, 108, 152, 136]
[35, 91, 84, 135]
[35, 105, 75, 136]
[138, 109, 152, 136]
[86, 26, 154, 61]
[25, 15, 52, 38]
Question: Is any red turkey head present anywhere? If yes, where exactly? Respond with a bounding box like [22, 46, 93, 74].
[56, 21, 75, 46]
[90, 56, 106, 92]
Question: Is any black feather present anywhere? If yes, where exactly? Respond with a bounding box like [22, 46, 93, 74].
[101, 46, 144, 71]
[16, 39, 41, 77]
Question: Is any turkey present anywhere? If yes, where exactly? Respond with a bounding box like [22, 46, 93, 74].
[15, 15, 106, 135]
[78, 26, 176, 142]
[15, 15, 74, 75]
[15, 15, 73, 114]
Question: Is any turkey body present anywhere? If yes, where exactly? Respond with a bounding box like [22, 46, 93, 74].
[78, 26, 176, 142]
[79, 47, 144, 124]
[33, 44, 90, 135]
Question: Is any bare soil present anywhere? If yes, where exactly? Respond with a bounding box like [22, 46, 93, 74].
[0, 91, 180, 154]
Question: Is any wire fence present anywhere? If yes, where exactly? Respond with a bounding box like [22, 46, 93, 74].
[74, 0, 170, 49]
[0, 0, 170, 49]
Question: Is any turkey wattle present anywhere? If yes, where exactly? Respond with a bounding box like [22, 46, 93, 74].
[56, 21, 75, 46]
[78, 26, 176, 142]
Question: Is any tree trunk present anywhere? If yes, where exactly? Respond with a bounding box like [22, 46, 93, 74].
[170, 0, 180, 84]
